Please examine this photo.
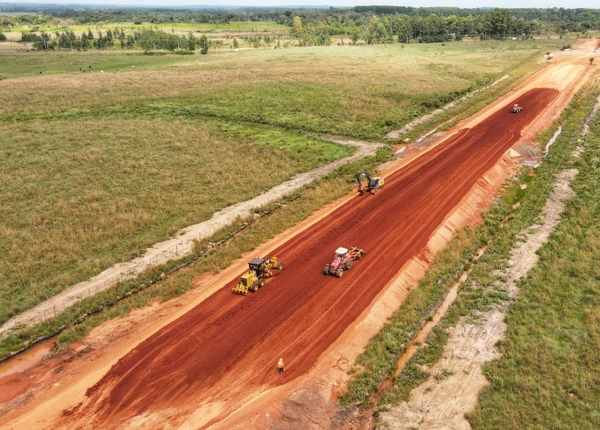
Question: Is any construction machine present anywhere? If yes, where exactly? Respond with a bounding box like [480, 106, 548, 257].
[232, 257, 283, 295]
[511, 103, 523, 113]
[356, 171, 384, 195]
[323, 247, 366, 278]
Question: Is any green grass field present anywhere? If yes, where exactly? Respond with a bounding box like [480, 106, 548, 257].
[0, 39, 561, 139]
[0, 50, 204, 77]
[0, 118, 352, 326]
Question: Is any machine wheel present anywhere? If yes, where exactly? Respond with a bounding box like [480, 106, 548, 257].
[345, 260, 353, 270]
[277, 263, 283, 270]
[258, 278, 265, 288]
[335, 269, 343, 278]
[324, 265, 331, 275]
[249, 284, 258, 293]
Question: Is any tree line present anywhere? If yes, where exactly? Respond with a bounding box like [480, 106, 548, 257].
[19, 28, 211, 53]
[1, 6, 599, 51]
[1, 6, 599, 34]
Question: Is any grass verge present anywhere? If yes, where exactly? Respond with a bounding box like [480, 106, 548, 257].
[466, 86, 600, 429]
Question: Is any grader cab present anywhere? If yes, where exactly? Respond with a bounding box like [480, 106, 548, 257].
[232, 257, 283, 295]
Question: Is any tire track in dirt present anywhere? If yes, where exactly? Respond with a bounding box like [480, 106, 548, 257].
[67, 88, 558, 428]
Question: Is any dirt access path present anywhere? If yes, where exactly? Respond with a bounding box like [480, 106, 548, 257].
[0, 39, 596, 430]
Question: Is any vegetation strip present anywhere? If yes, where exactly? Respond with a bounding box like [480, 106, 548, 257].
[467, 89, 600, 429]
[380, 84, 600, 428]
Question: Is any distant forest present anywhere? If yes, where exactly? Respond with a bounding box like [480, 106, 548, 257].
[1, 6, 599, 50]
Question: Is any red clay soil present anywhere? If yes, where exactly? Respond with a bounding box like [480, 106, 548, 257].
[61, 88, 558, 428]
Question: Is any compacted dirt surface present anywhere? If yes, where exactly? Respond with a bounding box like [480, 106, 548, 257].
[0, 39, 596, 430]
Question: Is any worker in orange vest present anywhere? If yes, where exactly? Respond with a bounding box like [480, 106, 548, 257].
[277, 357, 284, 374]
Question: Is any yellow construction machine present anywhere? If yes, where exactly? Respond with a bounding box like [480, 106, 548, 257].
[232, 257, 283, 295]
[356, 171, 384, 194]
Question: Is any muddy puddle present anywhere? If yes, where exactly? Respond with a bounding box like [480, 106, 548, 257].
[0, 340, 54, 379]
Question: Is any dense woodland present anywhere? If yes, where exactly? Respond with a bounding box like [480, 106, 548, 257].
[1, 6, 599, 51]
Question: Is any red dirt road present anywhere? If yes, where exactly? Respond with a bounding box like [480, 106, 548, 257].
[63, 88, 558, 428]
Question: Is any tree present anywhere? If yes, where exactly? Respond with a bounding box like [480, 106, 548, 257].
[1, 16, 16, 29]
[292, 16, 303, 37]
[232, 37, 239, 49]
[348, 21, 361, 45]
[485, 8, 513, 39]
[392, 14, 412, 43]
[199, 34, 209, 54]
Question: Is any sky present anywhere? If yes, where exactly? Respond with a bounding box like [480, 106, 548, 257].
[8, 0, 600, 9]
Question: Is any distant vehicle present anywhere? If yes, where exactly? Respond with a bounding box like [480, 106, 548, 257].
[511, 104, 523, 113]
[594, 48, 599, 53]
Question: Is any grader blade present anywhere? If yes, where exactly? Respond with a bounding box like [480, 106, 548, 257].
[232, 285, 249, 295]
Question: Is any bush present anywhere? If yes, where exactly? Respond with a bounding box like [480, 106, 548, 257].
[418, 34, 452, 44]
[20, 32, 41, 43]
[0, 32, 7, 42]
[143, 50, 168, 56]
